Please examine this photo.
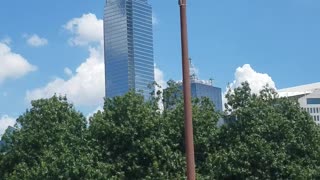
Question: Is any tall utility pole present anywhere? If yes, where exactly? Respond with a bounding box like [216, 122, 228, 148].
[178, 0, 196, 179]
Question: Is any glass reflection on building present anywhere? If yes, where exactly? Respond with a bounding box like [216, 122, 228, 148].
[104, 0, 154, 98]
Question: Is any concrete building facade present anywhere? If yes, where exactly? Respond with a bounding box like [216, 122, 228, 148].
[279, 82, 320, 124]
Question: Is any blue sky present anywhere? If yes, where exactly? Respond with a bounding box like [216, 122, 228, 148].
[0, 0, 320, 134]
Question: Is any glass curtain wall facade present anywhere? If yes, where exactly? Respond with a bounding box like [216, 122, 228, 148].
[104, 0, 154, 98]
[175, 82, 223, 111]
[191, 83, 223, 112]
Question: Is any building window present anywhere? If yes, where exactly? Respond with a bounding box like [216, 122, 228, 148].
[311, 108, 313, 113]
[317, 108, 319, 113]
[307, 98, 320, 105]
[314, 116, 317, 121]
[317, 116, 320, 121]
[307, 108, 310, 113]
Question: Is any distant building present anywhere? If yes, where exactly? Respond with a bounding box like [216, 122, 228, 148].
[189, 79, 223, 112]
[164, 79, 223, 112]
[174, 59, 223, 111]
[278, 82, 320, 124]
[104, 0, 155, 98]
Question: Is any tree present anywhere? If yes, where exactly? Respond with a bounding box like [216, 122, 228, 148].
[0, 82, 221, 179]
[4, 81, 318, 179]
[89, 81, 221, 179]
[161, 81, 220, 177]
[207, 82, 320, 179]
[0, 96, 114, 179]
[89, 91, 186, 179]
[0, 126, 16, 153]
[162, 80, 183, 110]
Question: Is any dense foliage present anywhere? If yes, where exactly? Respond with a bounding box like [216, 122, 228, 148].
[209, 82, 320, 179]
[0, 96, 114, 179]
[1, 81, 320, 179]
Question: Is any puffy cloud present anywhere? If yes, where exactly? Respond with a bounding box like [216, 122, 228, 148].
[222, 64, 276, 109]
[26, 45, 105, 107]
[154, 66, 166, 111]
[0, 42, 37, 84]
[26, 13, 105, 107]
[26, 34, 48, 47]
[0, 115, 16, 136]
[64, 13, 103, 46]
[228, 64, 276, 94]
[154, 65, 166, 91]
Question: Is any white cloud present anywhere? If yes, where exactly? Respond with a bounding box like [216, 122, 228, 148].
[228, 64, 276, 94]
[26, 13, 105, 107]
[0, 42, 37, 84]
[154, 65, 166, 92]
[64, 13, 103, 46]
[26, 45, 105, 107]
[152, 13, 159, 26]
[26, 34, 48, 47]
[0, 115, 16, 136]
[154, 66, 166, 111]
[223, 64, 276, 109]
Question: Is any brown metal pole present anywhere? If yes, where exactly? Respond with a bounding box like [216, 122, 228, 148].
[178, 0, 196, 179]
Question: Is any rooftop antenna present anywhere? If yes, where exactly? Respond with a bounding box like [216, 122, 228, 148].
[209, 78, 214, 86]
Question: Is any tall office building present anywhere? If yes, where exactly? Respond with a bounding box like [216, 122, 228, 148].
[104, 0, 155, 98]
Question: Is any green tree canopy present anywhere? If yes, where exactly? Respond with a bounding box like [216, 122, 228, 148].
[208, 82, 320, 179]
[1, 81, 320, 179]
[0, 96, 114, 179]
[89, 90, 186, 179]
[88, 81, 220, 179]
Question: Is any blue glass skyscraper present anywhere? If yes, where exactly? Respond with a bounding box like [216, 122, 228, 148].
[104, 0, 154, 98]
